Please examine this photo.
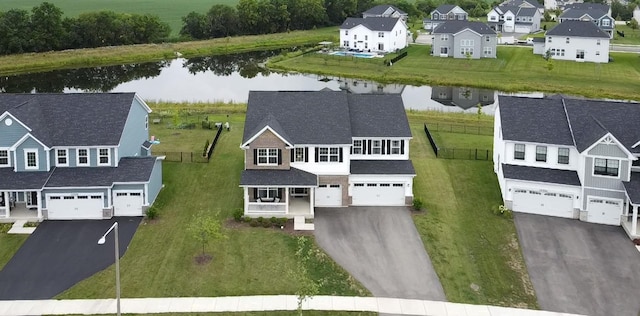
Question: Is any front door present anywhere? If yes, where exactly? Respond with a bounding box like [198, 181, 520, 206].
[26, 192, 38, 208]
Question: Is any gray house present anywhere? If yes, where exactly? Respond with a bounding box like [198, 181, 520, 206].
[432, 21, 497, 59]
[559, 5, 614, 38]
[431, 86, 495, 110]
[423, 5, 468, 31]
[362, 4, 408, 21]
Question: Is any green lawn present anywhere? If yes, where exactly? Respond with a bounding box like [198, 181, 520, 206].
[0, 0, 238, 36]
[612, 24, 640, 45]
[0, 223, 28, 271]
[270, 44, 640, 100]
[58, 115, 367, 299]
[431, 132, 494, 150]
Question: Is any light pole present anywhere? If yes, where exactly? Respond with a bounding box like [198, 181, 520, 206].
[98, 222, 120, 316]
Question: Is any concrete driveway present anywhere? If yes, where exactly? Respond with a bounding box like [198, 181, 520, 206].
[314, 207, 445, 301]
[0, 217, 141, 300]
[515, 213, 640, 316]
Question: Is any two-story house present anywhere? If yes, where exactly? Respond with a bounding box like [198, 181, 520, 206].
[0, 93, 163, 221]
[431, 86, 495, 110]
[501, 0, 544, 13]
[559, 3, 614, 38]
[340, 17, 408, 52]
[487, 5, 541, 33]
[431, 21, 498, 59]
[239, 90, 415, 219]
[362, 4, 408, 21]
[539, 20, 610, 63]
[423, 5, 468, 31]
[493, 95, 640, 239]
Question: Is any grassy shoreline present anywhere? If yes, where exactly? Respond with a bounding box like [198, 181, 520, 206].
[0, 28, 337, 76]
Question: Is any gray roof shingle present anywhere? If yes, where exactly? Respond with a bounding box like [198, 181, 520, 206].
[547, 20, 610, 38]
[350, 160, 415, 175]
[624, 173, 640, 204]
[44, 157, 157, 187]
[341, 17, 401, 32]
[363, 4, 407, 15]
[0, 169, 53, 190]
[560, 8, 608, 20]
[432, 20, 496, 35]
[564, 3, 609, 12]
[433, 4, 457, 14]
[502, 164, 581, 186]
[240, 168, 318, 186]
[347, 94, 412, 138]
[0, 93, 140, 147]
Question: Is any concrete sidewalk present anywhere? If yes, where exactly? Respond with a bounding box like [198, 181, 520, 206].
[0, 295, 586, 316]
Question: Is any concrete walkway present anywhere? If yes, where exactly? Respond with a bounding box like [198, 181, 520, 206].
[0, 296, 586, 316]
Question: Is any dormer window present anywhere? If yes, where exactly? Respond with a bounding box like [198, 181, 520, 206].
[56, 149, 68, 166]
[98, 148, 110, 166]
[24, 149, 38, 170]
[77, 149, 89, 166]
[0, 150, 8, 166]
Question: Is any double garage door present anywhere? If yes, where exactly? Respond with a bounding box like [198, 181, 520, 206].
[352, 183, 405, 206]
[512, 189, 574, 218]
[587, 198, 622, 225]
[47, 194, 104, 220]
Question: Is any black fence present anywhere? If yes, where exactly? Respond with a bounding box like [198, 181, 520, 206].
[426, 122, 493, 136]
[386, 51, 408, 66]
[424, 123, 440, 157]
[423, 123, 492, 161]
[155, 151, 209, 163]
[206, 125, 224, 160]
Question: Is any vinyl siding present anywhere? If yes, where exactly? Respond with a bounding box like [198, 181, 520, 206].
[452, 30, 481, 59]
[147, 159, 163, 205]
[588, 143, 627, 158]
[15, 137, 47, 171]
[583, 157, 629, 190]
[117, 98, 150, 161]
[582, 188, 626, 210]
[0, 119, 29, 147]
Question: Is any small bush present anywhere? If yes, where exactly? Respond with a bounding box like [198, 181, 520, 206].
[146, 206, 159, 220]
[257, 216, 265, 223]
[262, 221, 272, 228]
[270, 216, 278, 224]
[233, 208, 244, 222]
[24, 222, 39, 228]
[249, 220, 259, 227]
[413, 197, 424, 211]
[277, 218, 287, 226]
[242, 216, 252, 223]
[494, 205, 513, 218]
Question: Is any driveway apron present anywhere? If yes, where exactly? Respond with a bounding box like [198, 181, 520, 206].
[314, 207, 446, 301]
[0, 217, 141, 300]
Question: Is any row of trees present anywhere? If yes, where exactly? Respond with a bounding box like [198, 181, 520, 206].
[0, 2, 170, 55]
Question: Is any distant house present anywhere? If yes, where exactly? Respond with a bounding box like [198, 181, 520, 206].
[563, 2, 611, 16]
[487, 5, 542, 33]
[423, 5, 468, 31]
[559, 4, 614, 38]
[544, 0, 557, 11]
[362, 4, 408, 21]
[500, 0, 545, 13]
[536, 20, 610, 63]
[633, 5, 639, 24]
[339, 79, 405, 94]
[431, 86, 495, 110]
[340, 17, 408, 52]
[432, 21, 497, 59]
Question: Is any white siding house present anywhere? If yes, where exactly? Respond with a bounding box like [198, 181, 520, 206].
[340, 17, 408, 52]
[543, 20, 610, 63]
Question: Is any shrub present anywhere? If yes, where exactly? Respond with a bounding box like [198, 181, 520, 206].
[413, 197, 424, 211]
[277, 218, 287, 226]
[494, 205, 513, 218]
[242, 216, 252, 223]
[262, 221, 272, 228]
[233, 208, 244, 222]
[249, 220, 259, 227]
[270, 216, 278, 224]
[146, 205, 159, 220]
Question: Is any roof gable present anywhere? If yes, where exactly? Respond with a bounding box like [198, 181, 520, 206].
[364, 4, 407, 16]
[546, 20, 610, 38]
[433, 20, 496, 35]
[341, 17, 402, 32]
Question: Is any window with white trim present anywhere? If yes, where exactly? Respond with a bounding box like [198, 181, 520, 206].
[145, 116, 149, 130]
[77, 148, 89, 166]
[576, 50, 585, 59]
[378, 32, 384, 38]
[514, 144, 525, 160]
[391, 140, 401, 154]
[483, 47, 492, 56]
[24, 149, 38, 169]
[0, 150, 8, 166]
[594, 158, 619, 177]
[294, 147, 305, 162]
[440, 46, 448, 55]
[536, 146, 547, 162]
[547, 36, 552, 43]
[460, 47, 473, 56]
[597, 39, 601, 45]
[372, 140, 381, 154]
[460, 39, 474, 46]
[352, 140, 363, 155]
[257, 148, 278, 165]
[558, 148, 570, 164]
[318, 147, 340, 162]
[566, 37, 570, 44]
[56, 149, 68, 166]
[345, 30, 348, 35]
[98, 148, 110, 165]
[257, 188, 279, 200]
[440, 34, 448, 41]
[602, 19, 609, 26]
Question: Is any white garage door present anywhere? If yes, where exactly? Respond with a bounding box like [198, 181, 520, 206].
[587, 198, 622, 225]
[47, 194, 104, 220]
[113, 191, 144, 216]
[352, 183, 405, 206]
[512, 189, 574, 218]
[315, 185, 342, 207]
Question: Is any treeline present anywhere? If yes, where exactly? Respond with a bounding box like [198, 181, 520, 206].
[0, 2, 170, 55]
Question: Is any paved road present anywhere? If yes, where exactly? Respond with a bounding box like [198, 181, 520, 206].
[0, 217, 141, 300]
[515, 213, 640, 316]
[314, 207, 446, 301]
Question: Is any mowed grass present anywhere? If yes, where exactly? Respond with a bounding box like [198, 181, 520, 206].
[613, 24, 640, 45]
[431, 132, 494, 149]
[0, 224, 28, 271]
[58, 115, 367, 299]
[270, 44, 640, 100]
[408, 113, 537, 308]
[0, 0, 238, 36]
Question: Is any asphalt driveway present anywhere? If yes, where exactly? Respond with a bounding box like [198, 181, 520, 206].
[515, 213, 640, 316]
[0, 217, 141, 300]
[314, 207, 446, 301]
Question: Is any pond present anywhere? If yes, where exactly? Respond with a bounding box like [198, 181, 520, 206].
[0, 50, 543, 113]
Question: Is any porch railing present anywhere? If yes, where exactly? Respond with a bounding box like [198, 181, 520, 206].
[247, 203, 286, 213]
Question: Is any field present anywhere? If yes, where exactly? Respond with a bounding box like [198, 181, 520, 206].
[0, 0, 239, 36]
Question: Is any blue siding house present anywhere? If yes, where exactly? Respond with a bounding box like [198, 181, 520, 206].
[0, 93, 163, 221]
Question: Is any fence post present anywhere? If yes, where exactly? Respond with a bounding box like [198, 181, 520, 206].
[475, 149, 478, 160]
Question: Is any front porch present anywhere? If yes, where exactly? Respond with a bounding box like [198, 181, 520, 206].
[623, 175, 640, 239]
[244, 187, 314, 219]
[0, 191, 42, 223]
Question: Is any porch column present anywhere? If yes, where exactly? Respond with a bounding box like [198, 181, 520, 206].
[243, 188, 249, 214]
[36, 191, 42, 219]
[633, 205, 638, 236]
[309, 188, 315, 216]
[1, 191, 7, 218]
[285, 187, 289, 215]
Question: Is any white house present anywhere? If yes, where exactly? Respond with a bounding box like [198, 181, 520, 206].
[340, 17, 408, 52]
[423, 5, 468, 31]
[494, 95, 640, 239]
[487, 5, 541, 33]
[541, 20, 610, 63]
[633, 5, 640, 24]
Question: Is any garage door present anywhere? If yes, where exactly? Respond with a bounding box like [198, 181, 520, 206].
[512, 189, 574, 218]
[587, 198, 622, 225]
[113, 191, 144, 216]
[352, 183, 405, 206]
[315, 185, 342, 207]
[47, 194, 104, 220]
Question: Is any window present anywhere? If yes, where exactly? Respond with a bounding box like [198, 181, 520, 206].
[392, 183, 403, 187]
[345, 30, 348, 35]
[378, 43, 384, 50]
[365, 42, 368, 49]
[257, 188, 279, 200]
[354, 34, 357, 40]
[486, 36, 490, 42]
[602, 19, 610, 26]
[378, 32, 384, 38]
[559, 49, 565, 56]
[576, 50, 585, 59]
[566, 37, 570, 44]
[77, 149, 89, 166]
[596, 51, 600, 56]
[547, 36, 552, 43]
[506, 16, 512, 21]
[597, 39, 601, 45]
[440, 46, 448, 55]
[536, 146, 547, 162]
[483, 47, 493, 56]
[318, 147, 340, 162]
[24, 149, 38, 169]
[352, 140, 363, 155]
[558, 148, 570, 164]
[294, 147, 305, 162]
[98, 148, 110, 165]
[460, 47, 473, 56]
[354, 183, 364, 187]
[391, 140, 401, 154]
[0, 150, 8, 166]
[440, 34, 448, 41]
[460, 39, 474, 46]
[372, 140, 381, 154]
[514, 144, 525, 160]
[56, 149, 68, 166]
[594, 158, 619, 177]
[257, 148, 278, 165]
[490, 15, 497, 21]
[290, 188, 308, 196]
[343, 40, 349, 46]
[145, 116, 149, 130]
[550, 48, 556, 56]
[365, 35, 368, 40]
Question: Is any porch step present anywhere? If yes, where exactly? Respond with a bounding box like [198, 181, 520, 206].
[293, 216, 314, 231]
[7, 220, 36, 235]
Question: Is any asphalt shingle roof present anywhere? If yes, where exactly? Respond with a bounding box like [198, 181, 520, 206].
[564, 3, 609, 12]
[624, 173, 640, 204]
[0, 169, 53, 190]
[240, 168, 318, 186]
[347, 94, 412, 138]
[44, 157, 157, 187]
[0, 93, 140, 147]
[340, 17, 401, 32]
[546, 20, 610, 38]
[433, 4, 457, 14]
[350, 160, 415, 175]
[363, 4, 407, 15]
[432, 20, 496, 35]
[560, 8, 608, 20]
[502, 164, 581, 186]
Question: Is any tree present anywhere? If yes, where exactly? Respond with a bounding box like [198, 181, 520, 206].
[325, 0, 358, 24]
[544, 49, 551, 60]
[30, 2, 65, 52]
[207, 4, 240, 38]
[0, 9, 32, 54]
[415, 0, 437, 17]
[629, 18, 639, 31]
[543, 10, 552, 22]
[288, 0, 327, 30]
[187, 212, 225, 262]
[288, 237, 325, 316]
[545, 59, 554, 72]
[470, 3, 486, 17]
[237, 0, 261, 34]
[180, 11, 207, 39]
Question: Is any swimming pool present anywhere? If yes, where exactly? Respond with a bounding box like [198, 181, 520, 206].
[329, 51, 377, 58]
